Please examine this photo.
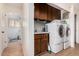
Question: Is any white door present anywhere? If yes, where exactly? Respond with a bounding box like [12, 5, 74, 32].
[0, 33, 3, 55]
[0, 27, 8, 55]
[1, 27, 8, 49]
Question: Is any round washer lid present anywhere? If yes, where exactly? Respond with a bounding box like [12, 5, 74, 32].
[59, 25, 64, 38]
[66, 26, 70, 37]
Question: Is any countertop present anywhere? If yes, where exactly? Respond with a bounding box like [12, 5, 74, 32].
[34, 32, 49, 34]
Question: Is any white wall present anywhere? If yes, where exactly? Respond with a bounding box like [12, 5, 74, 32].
[52, 3, 72, 12]
[34, 21, 45, 32]
[3, 3, 23, 14]
[69, 5, 75, 47]
[22, 3, 34, 56]
[76, 13, 79, 43]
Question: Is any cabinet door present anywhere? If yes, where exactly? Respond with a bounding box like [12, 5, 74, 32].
[52, 7, 61, 20]
[34, 38, 41, 55]
[34, 3, 40, 19]
[34, 3, 48, 20]
[34, 34, 42, 55]
[39, 4, 48, 20]
[47, 5, 52, 21]
[40, 34, 48, 52]
[41, 40, 48, 52]
[56, 9, 61, 19]
[51, 7, 54, 20]
[34, 3, 61, 21]
[47, 5, 61, 21]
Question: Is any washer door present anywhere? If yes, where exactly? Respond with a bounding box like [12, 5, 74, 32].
[66, 27, 70, 37]
[59, 25, 64, 38]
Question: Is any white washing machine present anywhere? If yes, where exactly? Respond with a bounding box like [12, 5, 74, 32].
[46, 20, 65, 53]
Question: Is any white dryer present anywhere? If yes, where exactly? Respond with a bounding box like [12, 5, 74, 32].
[46, 20, 65, 53]
[64, 24, 70, 49]
[61, 20, 70, 49]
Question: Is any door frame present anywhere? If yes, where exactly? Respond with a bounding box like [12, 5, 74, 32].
[74, 14, 77, 44]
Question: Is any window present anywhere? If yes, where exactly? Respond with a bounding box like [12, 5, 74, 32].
[8, 20, 20, 27]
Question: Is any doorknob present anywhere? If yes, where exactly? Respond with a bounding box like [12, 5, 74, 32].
[1, 31, 4, 33]
[4, 41, 7, 43]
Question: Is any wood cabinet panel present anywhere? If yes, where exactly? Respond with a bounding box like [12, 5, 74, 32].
[34, 3, 48, 20]
[41, 40, 48, 52]
[34, 39, 41, 55]
[47, 5, 52, 21]
[42, 34, 48, 40]
[34, 33, 49, 55]
[34, 3, 40, 19]
[39, 4, 48, 20]
[52, 7, 61, 19]
[34, 34, 42, 39]
[34, 3, 61, 21]
[57, 9, 61, 19]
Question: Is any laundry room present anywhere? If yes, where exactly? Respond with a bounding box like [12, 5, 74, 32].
[34, 3, 70, 56]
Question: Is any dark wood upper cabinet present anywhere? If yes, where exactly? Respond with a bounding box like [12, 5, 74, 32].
[52, 7, 61, 20]
[47, 5, 52, 21]
[34, 3, 61, 21]
[34, 3, 40, 19]
[39, 4, 48, 20]
[34, 3, 48, 20]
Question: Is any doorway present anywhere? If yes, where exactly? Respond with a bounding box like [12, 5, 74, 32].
[1, 3, 24, 56]
[74, 14, 77, 44]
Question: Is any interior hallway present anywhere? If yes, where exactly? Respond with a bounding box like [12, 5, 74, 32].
[2, 40, 24, 56]
[41, 44, 79, 56]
